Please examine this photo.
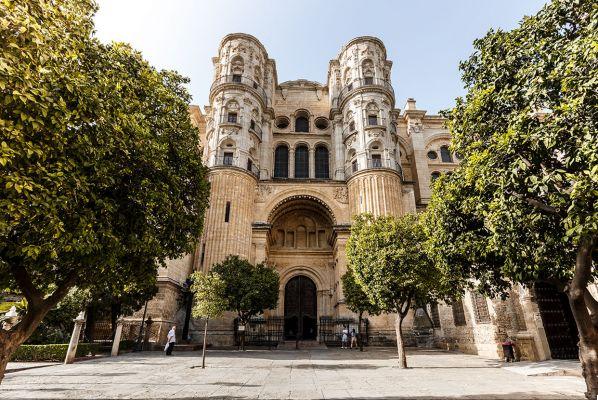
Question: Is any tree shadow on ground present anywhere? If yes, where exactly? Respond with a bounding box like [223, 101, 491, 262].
[5, 394, 583, 400]
[290, 363, 384, 370]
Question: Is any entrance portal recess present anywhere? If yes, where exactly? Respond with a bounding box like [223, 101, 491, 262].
[284, 275, 317, 340]
[535, 282, 579, 359]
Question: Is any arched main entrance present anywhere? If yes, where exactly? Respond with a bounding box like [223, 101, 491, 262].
[284, 275, 317, 340]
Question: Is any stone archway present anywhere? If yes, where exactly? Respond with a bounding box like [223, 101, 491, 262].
[266, 195, 335, 327]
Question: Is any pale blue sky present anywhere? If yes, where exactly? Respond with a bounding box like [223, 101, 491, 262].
[94, 0, 547, 114]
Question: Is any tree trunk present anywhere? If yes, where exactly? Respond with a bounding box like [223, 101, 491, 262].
[565, 235, 598, 400]
[201, 318, 208, 369]
[395, 314, 407, 368]
[358, 311, 364, 352]
[0, 302, 55, 383]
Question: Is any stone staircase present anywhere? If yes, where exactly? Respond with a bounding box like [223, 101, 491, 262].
[277, 340, 328, 350]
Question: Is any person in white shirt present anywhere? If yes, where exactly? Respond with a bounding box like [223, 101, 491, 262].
[165, 326, 176, 355]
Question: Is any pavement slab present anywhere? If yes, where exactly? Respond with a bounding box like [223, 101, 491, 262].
[0, 348, 586, 399]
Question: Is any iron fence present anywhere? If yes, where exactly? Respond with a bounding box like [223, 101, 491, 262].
[234, 316, 284, 347]
[318, 316, 369, 347]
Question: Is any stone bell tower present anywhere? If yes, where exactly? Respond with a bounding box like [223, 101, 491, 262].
[199, 34, 275, 271]
[329, 37, 403, 217]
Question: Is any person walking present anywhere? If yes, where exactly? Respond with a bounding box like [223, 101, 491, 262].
[341, 326, 349, 349]
[350, 328, 358, 349]
[501, 335, 516, 362]
[165, 325, 176, 356]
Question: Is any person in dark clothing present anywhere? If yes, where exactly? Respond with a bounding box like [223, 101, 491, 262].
[501, 336, 516, 362]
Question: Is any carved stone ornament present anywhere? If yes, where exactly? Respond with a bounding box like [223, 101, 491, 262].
[333, 187, 348, 204]
[255, 185, 274, 202]
[408, 120, 423, 136]
[368, 130, 384, 138]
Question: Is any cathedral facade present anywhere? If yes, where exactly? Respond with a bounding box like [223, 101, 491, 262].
[143, 34, 579, 362]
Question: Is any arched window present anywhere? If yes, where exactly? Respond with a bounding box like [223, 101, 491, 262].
[294, 145, 309, 178]
[440, 146, 453, 163]
[274, 145, 289, 178]
[295, 116, 309, 132]
[431, 171, 441, 181]
[315, 146, 329, 179]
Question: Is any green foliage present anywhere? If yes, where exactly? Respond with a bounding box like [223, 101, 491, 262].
[210, 255, 279, 323]
[25, 289, 87, 344]
[347, 213, 450, 315]
[189, 271, 227, 319]
[341, 270, 381, 318]
[426, 0, 597, 293]
[10, 343, 100, 362]
[0, 0, 210, 342]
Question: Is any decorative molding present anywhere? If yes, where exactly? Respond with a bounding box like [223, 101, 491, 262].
[333, 187, 348, 204]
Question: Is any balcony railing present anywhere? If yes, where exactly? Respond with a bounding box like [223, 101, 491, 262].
[363, 117, 388, 128]
[342, 124, 357, 141]
[249, 120, 263, 140]
[213, 156, 260, 178]
[210, 74, 271, 107]
[217, 115, 262, 141]
[332, 78, 394, 108]
[219, 114, 244, 125]
[344, 158, 404, 180]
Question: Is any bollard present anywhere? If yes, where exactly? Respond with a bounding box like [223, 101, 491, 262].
[65, 311, 86, 364]
[111, 318, 124, 357]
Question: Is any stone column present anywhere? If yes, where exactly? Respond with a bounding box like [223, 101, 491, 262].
[402, 100, 429, 204]
[289, 147, 295, 178]
[251, 223, 270, 264]
[259, 117, 272, 179]
[309, 147, 315, 178]
[332, 117, 344, 180]
[64, 311, 86, 364]
[111, 318, 124, 357]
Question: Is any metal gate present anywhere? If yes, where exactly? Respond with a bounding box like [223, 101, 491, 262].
[234, 316, 284, 347]
[318, 316, 369, 347]
[535, 282, 579, 359]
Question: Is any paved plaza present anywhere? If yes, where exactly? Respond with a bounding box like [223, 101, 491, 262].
[0, 348, 585, 399]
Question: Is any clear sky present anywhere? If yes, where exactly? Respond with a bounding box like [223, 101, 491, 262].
[94, 0, 547, 114]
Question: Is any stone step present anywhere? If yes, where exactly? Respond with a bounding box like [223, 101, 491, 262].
[277, 340, 328, 350]
[173, 343, 202, 351]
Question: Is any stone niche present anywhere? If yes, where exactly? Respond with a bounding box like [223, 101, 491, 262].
[270, 208, 332, 250]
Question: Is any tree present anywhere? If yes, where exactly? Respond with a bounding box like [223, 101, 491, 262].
[211, 255, 279, 350]
[346, 213, 449, 368]
[190, 271, 227, 368]
[0, 0, 210, 381]
[424, 0, 597, 396]
[341, 270, 381, 351]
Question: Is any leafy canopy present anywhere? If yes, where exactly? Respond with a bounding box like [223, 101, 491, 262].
[210, 255, 279, 323]
[425, 0, 597, 292]
[189, 271, 227, 320]
[341, 270, 381, 318]
[347, 214, 449, 315]
[0, 0, 210, 355]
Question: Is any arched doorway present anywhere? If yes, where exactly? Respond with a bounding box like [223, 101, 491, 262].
[284, 275, 317, 340]
[535, 282, 579, 359]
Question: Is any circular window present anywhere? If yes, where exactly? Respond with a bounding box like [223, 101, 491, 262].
[315, 117, 329, 130]
[427, 151, 438, 160]
[275, 116, 290, 129]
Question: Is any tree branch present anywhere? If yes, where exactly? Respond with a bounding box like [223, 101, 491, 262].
[10, 265, 43, 305]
